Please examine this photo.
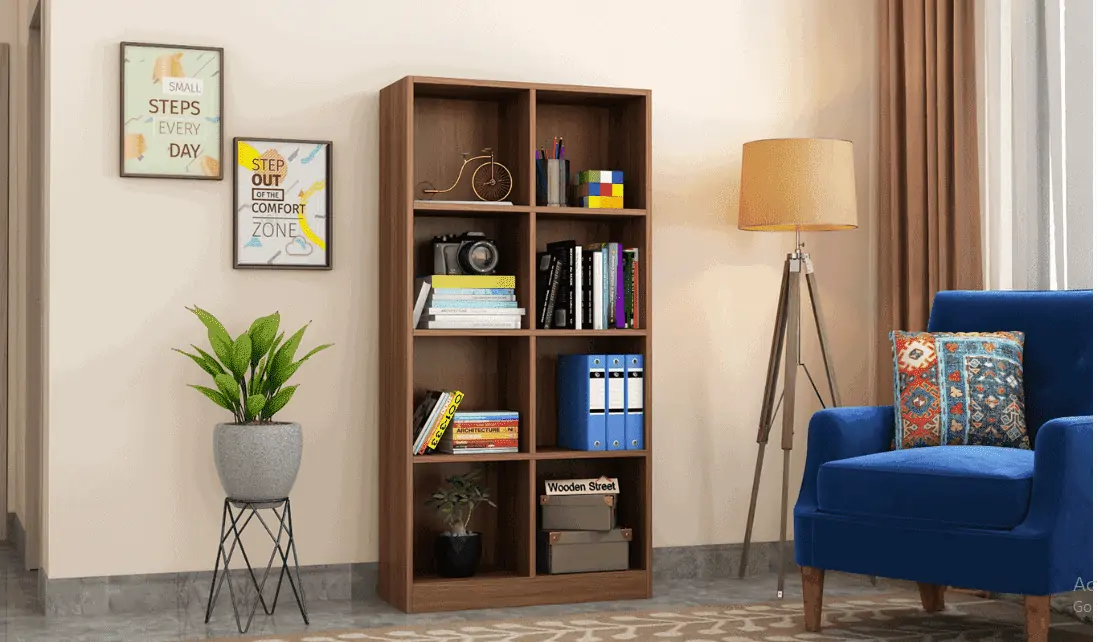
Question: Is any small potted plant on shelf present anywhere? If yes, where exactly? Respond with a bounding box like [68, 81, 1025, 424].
[175, 307, 331, 502]
[426, 469, 497, 578]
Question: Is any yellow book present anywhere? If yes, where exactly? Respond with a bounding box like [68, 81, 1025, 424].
[429, 275, 515, 289]
[425, 391, 464, 453]
[451, 430, 519, 441]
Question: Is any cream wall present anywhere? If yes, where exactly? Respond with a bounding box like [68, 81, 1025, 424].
[45, 0, 878, 577]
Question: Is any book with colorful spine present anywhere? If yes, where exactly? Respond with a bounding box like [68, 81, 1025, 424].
[439, 411, 520, 453]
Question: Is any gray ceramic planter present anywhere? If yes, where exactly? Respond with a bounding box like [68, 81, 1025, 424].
[213, 422, 302, 501]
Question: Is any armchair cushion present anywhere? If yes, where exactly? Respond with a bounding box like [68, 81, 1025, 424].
[890, 331, 1029, 449]
[817, 445, 1034, 530]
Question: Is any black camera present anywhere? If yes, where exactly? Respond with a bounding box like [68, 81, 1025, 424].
[432, 232, 500, 275]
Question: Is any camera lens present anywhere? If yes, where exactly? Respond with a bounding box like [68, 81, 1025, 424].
[459, 240, 499, 274]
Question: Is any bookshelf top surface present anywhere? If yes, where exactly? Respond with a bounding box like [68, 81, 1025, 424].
[399, 75, 650, 101]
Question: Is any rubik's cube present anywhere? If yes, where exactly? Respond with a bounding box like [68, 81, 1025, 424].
[574, 170, 624, 208]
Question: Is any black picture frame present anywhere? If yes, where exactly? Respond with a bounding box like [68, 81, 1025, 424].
[232, 137, 334, 270]
[119, 41, 224, 180]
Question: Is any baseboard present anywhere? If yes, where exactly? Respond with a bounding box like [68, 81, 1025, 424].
[41, 561, 380, 617]
[40, 541, 791, 616]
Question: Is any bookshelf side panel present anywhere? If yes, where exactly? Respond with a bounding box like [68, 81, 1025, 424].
[378, 78, 413, 610]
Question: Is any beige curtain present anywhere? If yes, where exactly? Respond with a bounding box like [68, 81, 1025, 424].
[877, 0, 984, 402]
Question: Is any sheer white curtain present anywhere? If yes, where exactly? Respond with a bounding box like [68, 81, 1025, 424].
[977, 0, 1093, 290]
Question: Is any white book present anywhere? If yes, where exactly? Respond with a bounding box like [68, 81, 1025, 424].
[573, 245, 582, 330]
[427, 308, 526, 315]
[426, 318, 522, 330]
[412, 280, 432, 329]
[592, 251, 604, 330]
[429, 294, 516, 301]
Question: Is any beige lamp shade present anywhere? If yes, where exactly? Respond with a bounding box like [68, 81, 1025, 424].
[738, 138, 858, 231]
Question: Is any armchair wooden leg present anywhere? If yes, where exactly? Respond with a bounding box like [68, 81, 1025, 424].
[801, 566, 824, 632]
[917, 583, 946, 612]
[1024, 595, 1050, 642]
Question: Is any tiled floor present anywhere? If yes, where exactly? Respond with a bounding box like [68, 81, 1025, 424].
[0, 546, 1088, 641]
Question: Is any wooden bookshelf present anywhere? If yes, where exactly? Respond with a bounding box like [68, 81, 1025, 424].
[378, 76, 652, 613]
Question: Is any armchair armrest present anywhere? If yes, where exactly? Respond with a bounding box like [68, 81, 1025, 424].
[795, 406, 894, 511]
[1021, 416, 1092, 543]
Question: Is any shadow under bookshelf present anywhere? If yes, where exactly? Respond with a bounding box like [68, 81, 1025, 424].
[379, 75, 652, 613]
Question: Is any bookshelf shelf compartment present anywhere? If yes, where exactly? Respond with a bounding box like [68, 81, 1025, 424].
[414, 89, 531, 207]
[535, 458, 649, 574]
[534, 93, 648, 211]
[381, 76, 651, 613]
[412, 461, 532, 580]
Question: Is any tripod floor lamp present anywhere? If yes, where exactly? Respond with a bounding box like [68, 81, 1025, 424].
[734, 138, 858, 599]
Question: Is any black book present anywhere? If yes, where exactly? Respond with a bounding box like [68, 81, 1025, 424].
[536, 252, 553, 328]
[582, 250, 594, 329]
[544, 254, 563, 328]
[546, 240, 576, 328]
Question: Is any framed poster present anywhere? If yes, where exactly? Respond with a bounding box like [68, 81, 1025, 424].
[233, 138, 333, 270]
[120, 42, 223, 179]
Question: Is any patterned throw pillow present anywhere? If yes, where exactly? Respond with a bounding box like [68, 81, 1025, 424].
[890, 331, 1029, 450]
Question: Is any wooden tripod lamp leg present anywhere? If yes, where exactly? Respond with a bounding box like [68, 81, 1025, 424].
[738, 258, 792, 580]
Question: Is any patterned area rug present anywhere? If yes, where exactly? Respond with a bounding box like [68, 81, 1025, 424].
[211, 592, 1091, 641]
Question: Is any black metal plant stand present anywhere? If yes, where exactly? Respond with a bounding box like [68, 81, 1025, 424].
[205, 497, 309, 634]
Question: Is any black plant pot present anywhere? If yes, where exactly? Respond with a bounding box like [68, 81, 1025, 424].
[434, 533, 482, 578]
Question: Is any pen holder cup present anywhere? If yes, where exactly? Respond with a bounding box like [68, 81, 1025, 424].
[536, 159, 570, 207]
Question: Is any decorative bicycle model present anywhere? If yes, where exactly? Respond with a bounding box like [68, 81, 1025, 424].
[418, 148, 513, 202]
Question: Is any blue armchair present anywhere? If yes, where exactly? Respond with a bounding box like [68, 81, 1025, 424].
[794, 290, 1093, 641]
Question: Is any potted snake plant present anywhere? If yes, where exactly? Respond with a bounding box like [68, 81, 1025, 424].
[426, 469, 496, 577]
[175, 307, 331, 501]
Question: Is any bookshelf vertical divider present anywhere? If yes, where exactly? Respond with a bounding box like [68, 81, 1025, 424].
[379, 76, 652, 613]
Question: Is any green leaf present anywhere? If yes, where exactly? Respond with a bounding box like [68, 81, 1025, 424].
[269, 359, 303, 391]
[262, 385, 298, 419]
[245, 394, 266, 421]
[230, 333, 252, 379]
[250, 356, 268, 396]
[188, 306, 232, 353]
[247, 313, 280, 367]
[192, 345, 226, 375]
[189, 385, 234, 411]
[174, 349, 219, 377]
[268, 331, 285, 362]
[214, 373, 241, 407]
[210, 334, 233, 368]
[270, 324, 309, 385]
[297, 343, 333, 364]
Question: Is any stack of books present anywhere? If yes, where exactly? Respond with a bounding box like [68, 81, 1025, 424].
[537, 241, 640, 330]
[411, 389, 463, 455]
[412, 275, 525, 330]
[437, 411, 519, 454]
